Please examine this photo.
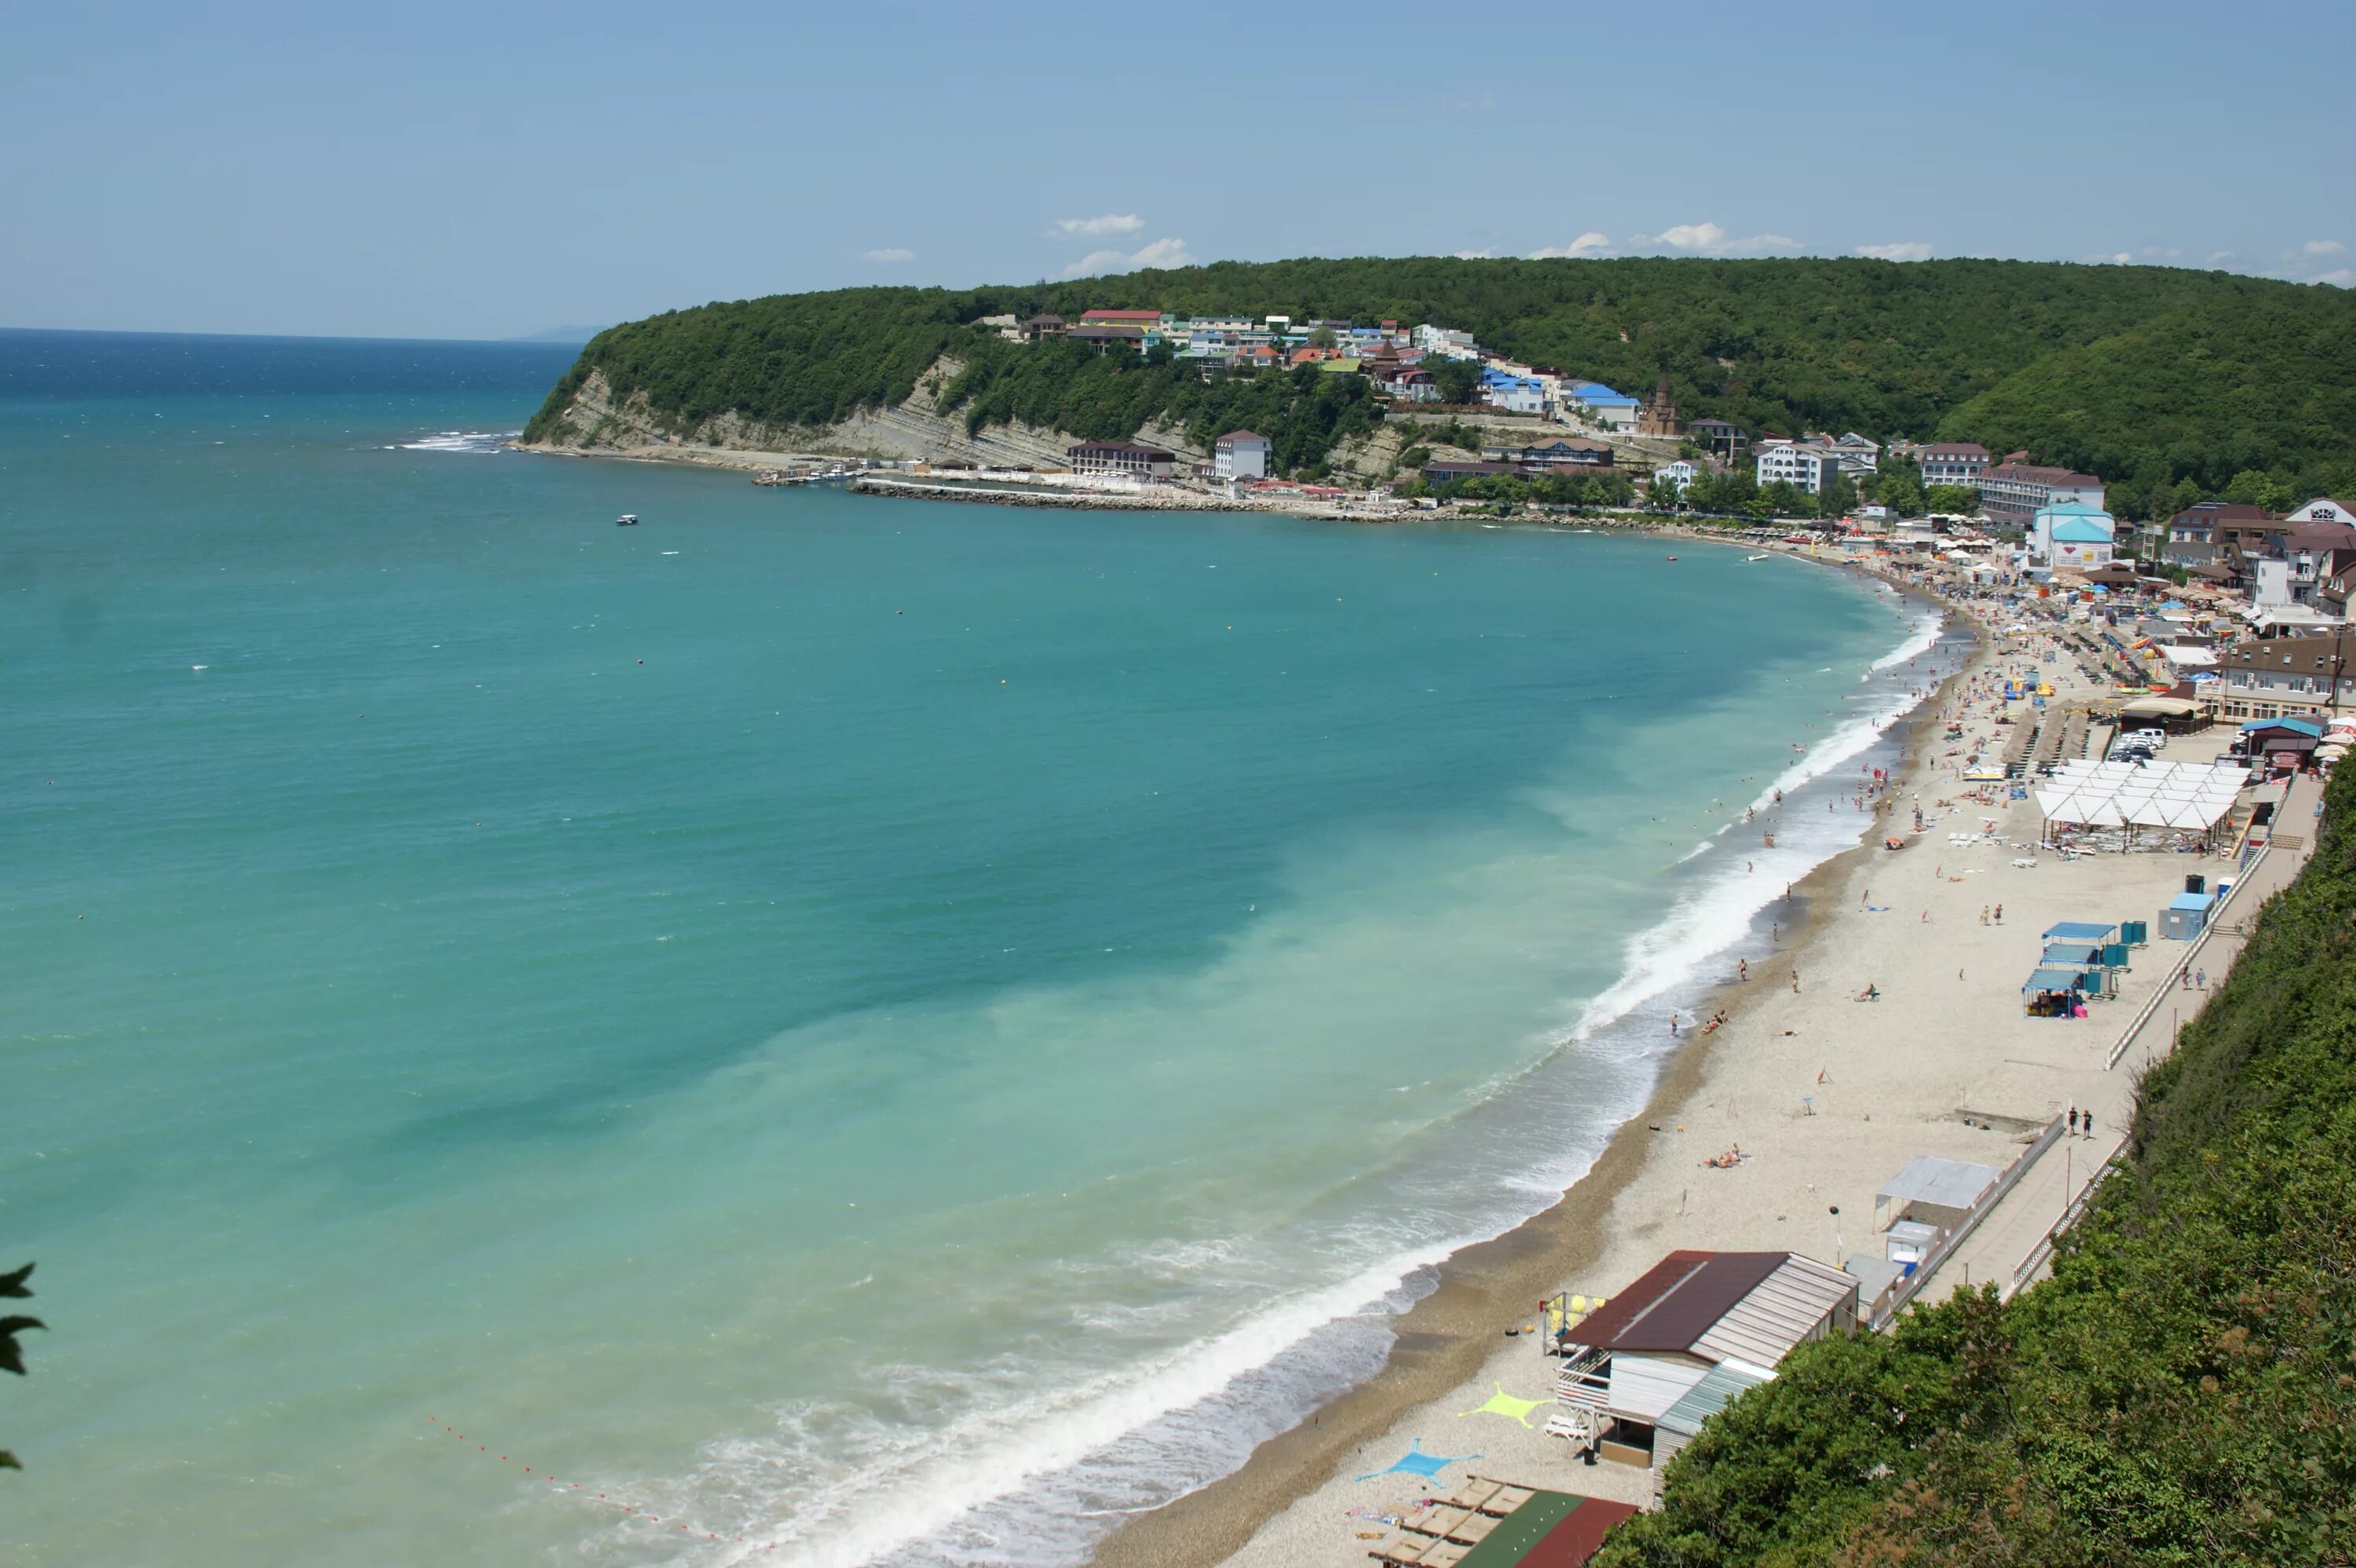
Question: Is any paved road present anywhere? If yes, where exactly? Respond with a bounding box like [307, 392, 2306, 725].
[1913, 770, 2322, 1303]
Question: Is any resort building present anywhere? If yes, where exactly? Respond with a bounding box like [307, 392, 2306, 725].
[1754, 440, 1842, 495]
[1977, 461, 2105, 530]
[1564, 380, 1641, 432]
[1481, 369, 1549, 415]
[1819, 432, 1882, 477]
[1068, 440, 1176, 480]
[1918, 441, 1991, 488]
[1553, 1250, 1857, 1469]
[2216, 634, 2356, 721]
[1213, 429, 1271, 481]
[2031, 500, 2116, 569]
[1483, 438, 1613, 470]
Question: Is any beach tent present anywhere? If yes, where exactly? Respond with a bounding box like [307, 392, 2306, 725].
[2043, 920, 2119, 942]
[1875, 1156, 2003, 1230]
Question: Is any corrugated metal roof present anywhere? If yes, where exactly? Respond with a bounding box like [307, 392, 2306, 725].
[1571, 1252, 1785, 1354]
[1692, 1254, 1855, 1367]
[1655, 1359, 1772, 1438]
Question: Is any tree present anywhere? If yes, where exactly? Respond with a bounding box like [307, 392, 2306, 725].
[1307, 324, 1339, 350]
[2, 1262, 37, 1471]
[1823, 473, 1860, 517]
[1429, 356, 1483, 406]
[1925, 483, 1981, 517]
[1649, 474, 1684, 511]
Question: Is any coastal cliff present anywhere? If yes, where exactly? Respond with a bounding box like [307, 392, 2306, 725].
[520, 353, 1103, 469]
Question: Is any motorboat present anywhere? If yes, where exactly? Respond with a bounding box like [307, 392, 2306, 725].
[616, 514, 639, 526]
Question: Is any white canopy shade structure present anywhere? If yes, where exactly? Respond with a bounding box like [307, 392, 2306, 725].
[2037, 760, 2244, 832]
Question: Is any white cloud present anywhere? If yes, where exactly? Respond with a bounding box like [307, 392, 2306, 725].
[861, 247, 914, 263]
[1052, 214, 1146, 239]
[1528, 232, 1612, 259]
[1060, 236, 1194, 277]
[2208, 250, 2236, 264]
[1632, 221, 1800, 257]
[2317, 269, 2354, 288]
[1125, 237, 1194, 269]
[1452, 249, 1495, 260]
[1857, 242, 1933, 263]
[2303, 239, 2346, 256]
[2078, 251, 2136, 265]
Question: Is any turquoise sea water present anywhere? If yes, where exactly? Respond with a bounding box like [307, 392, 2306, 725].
[0, 331, 1946, 1566]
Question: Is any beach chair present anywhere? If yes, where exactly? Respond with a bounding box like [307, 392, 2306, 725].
[1370, 1536, 1430, 1565]
[1443, 1480, 1500, 1514]
[1483, 1483, 1536, 1515]
[1411, 1506, 1471, 1541]
[1418, 1541, 1472, 1566]
[1447, 1512, 1498, 1544]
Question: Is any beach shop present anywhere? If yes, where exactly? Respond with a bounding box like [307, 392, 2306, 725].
[2024, 920, 2127, 1015]
[1551, 1251, 1856, 1468]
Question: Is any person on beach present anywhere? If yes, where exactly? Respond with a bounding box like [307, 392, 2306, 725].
[1994, 904, 2003, 925]
[2197, 967, 2207, 989]
[1669, 1012, 1679, 1036]
[1739, 959, 1748, 981]
[1792, 970, 1801, 992]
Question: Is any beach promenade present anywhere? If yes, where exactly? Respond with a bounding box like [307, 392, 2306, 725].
[1915, 768, 2321, 1303]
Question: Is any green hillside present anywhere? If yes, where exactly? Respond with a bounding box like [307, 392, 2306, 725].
[525, 258, 2356, 514]
[1592, 773, 2356, 1568]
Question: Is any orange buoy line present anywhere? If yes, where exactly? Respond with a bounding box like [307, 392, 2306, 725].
[427, 1415, 777, 1552]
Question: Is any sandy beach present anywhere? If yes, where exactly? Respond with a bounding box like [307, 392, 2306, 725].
[1095, 546, 2237, 1568]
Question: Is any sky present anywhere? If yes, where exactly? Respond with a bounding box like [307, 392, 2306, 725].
[2, 0, 2351, 340]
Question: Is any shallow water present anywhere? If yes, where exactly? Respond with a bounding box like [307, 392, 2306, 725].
[0, 330, 1944, 1566]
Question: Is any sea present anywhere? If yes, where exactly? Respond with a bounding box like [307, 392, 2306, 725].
[0, 329, 1954, 1566]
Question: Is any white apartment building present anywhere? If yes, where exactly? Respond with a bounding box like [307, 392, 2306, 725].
[1919, 442, 1991, 488]
[1755, 441, 1842, 495]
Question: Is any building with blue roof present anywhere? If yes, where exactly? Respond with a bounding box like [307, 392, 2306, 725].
[1564, 379, 1641, 431]
[2033, 499, 2116, 569]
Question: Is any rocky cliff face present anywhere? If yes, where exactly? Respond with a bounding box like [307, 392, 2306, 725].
[521, 355, 1210, 471]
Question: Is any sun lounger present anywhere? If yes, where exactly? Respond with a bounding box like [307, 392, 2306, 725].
[1418, 1542, 1471, 1567]
[1405, 1507, 1470, 1540]
[1443, 1481, 1500, 1513]
[1447, 1512, 1498, 1544]
[1481, 1483, 1535, 1514]
[1370, 1536, 1429, 1565]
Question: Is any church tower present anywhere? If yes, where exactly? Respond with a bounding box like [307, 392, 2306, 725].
[1637, 372, 1682, 437]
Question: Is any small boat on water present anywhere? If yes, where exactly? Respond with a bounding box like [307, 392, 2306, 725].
[1748, 553, 1772, 561]
[616, 514, 639, 526]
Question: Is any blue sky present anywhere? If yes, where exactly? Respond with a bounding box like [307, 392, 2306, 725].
[2, 0, 2349, 338]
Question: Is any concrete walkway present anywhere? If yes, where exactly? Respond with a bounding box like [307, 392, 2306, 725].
[1913, 770, 2322, 1303]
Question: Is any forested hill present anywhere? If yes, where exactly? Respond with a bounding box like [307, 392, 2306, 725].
[525, 258, 2356, 516]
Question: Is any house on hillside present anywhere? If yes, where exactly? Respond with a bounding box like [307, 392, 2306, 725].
[1068, 323, 1147, 353]
[1820, 431, 1882, 476]
[1482, 369, 1549, 415]
[1755, 440, 1842, 495]
[1919, 441, 1991, 488]
[1563, 380, 1641, 432]
[1485, 438, 1614, 470]
[1553, 1250, 1857, 1468]
[1687, 417, 1748, 460]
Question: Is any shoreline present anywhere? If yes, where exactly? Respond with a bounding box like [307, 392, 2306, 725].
[1092, 546, 1977, 1568]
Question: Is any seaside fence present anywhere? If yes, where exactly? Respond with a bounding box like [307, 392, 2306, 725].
[1868, 1112, 2068, 1331]
[2103, 842, 2270, 1070]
